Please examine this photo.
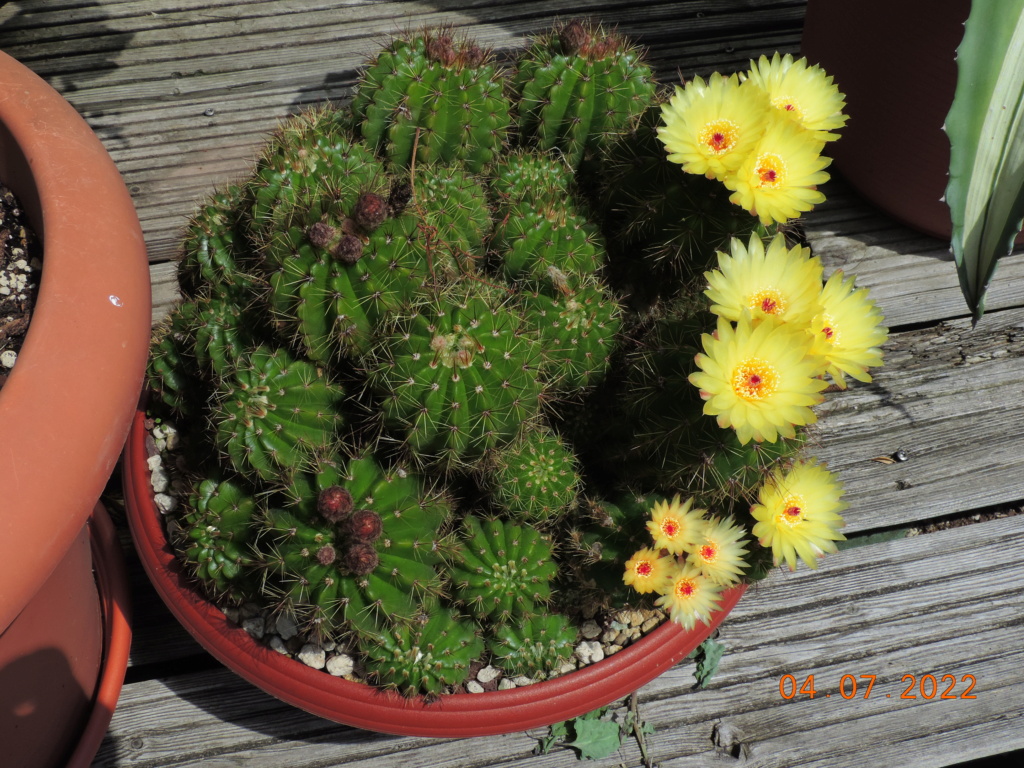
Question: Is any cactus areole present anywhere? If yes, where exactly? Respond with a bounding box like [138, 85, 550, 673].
[0, 51, 147, 767]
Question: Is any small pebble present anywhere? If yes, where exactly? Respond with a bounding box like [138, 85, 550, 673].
[580, 620, 601, 640]
[326, 654, 354, 677]
[498, 678, 516, 691]
[276, 613, 299, 640]
[466, 681, 485, 694]
[297, 643, 326, 670]
[511, 675, 534, 687]
[575, 641, 594, 665]
[150, 467, 170, 494]
[605, 644, 623, 655]
[322, 639, 337, 652]
[268, 635, 289, 655]
[153, 493, 178, 514]
[241, 617, 265, 639]
[557, 661, 576, 675]
[146, 455, 163, 472]
[641, 617, 661, 633]
[0, 350, 17, 368]
[476, 665, 500, 684]
[585, 640, 604, 663]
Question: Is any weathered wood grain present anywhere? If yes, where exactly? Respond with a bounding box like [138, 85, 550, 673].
[96, 515, 1024, 767]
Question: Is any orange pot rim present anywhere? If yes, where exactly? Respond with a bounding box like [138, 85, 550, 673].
[65, 503, 133, 768]
[124, 407, 746, 738]
[0, 51, 151, 632]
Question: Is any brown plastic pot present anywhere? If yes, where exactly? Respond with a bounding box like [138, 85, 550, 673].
[124, 407, 746, 738]
[801, 0, 971, 240]
[0, 50, 150, 765]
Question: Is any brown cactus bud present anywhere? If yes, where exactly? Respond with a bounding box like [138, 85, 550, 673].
[426, 32, 457, 66]
[316, 544, 337, 566]
[306, 221, 339, 250]
[559, 20, 590, 55]
[353, 192, 388, 233]
[332, 233, 364, 265]
[345, 508, 383, 543]
[317, 486, 353, 522]
[387, 180, 413, 216]
[345, 541, 379, 576]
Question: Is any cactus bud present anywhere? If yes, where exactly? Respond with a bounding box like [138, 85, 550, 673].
[318, 486, 353, 522]
[387, 180, 413, 216]
[306, 221, 338, 250]
[345, 508, 383, 542]
[559, 20, 589, 55]
[353, 192, 389, 233]
[316, 544, 337, 565]
[332, 233, 364, 264]
[345, 541, 379, 575]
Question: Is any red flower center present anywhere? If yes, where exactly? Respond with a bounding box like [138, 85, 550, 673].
[785, 505, 801, 518]
[637, 561, 653, 577]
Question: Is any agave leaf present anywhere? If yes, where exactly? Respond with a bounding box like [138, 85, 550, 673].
[945, 0, 1024, 322]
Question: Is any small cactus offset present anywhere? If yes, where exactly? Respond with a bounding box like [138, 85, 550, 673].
[484, 425, 581, 523]
[146, 23, 872, 698]
[451, 516, 558, 621]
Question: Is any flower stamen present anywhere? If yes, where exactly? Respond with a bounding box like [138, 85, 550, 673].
[731, 358, 779, 401]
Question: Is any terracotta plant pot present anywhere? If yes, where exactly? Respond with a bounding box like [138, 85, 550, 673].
[801, 0, 971, 240]
[123, 408, 746, 738]
[0, 50, 150, 766]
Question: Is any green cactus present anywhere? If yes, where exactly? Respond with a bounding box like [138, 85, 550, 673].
[352, 31, 511, 173]
[247, 108, 385, 241]
[411, 165, 492, 277]
[147, 300, 202, 416]
[451, 516, 557, 621]
[490, 202, 605, 290]
[361, 608, 484, 697]
[178, 185, 256, 299]
[485, 425, 580, 523]
[487, 612, 579, 679]
[368, 283, 545, 467]
[178, 476, 259, 597]
[264, 212, 431, 361]
[489, 151, 577, 213]
[520, 279, 622, 389]
[514, 19, 657, 170]
[212, 346, 345, 482]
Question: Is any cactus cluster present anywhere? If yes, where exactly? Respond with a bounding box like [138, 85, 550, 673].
[147, 21, 867, 697]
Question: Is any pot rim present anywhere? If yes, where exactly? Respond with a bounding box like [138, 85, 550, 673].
[65, 503, 133, 768]
[124, 406, 746, 738]
[0, 51, 151, 633]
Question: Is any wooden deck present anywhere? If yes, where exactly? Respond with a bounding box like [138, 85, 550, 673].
[5, 1, 1024, 765]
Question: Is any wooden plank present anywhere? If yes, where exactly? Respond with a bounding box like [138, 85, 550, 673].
[810, 305, 1024, 532]
[97, 516, 1024, 767]
[804, 180, 1024, 329]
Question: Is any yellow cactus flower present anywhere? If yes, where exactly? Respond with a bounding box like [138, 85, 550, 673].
[750, 460, 847, 572]
[705, 232, 824, 327]
[622, 547, 675, 594]
[647, 495, 706, 555]
[745, 53, 848, 142]
[655, 562, 723, 631]
[807, 270, 888, 388]
[658, 72, 769, 180]
[688, 313, 828, 445]
[723, 113, 831, 226]
[689, 516, 750, 586]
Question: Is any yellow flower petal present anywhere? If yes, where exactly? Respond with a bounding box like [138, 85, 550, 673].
[750, 460, 847, 571]
[655, 562, 723, 631]
[647, 495, 706, 555]
[658, 73, 769, 179]
[688, 314, 827, 444]
[745, 53, 848, 142]
[623, 548, 675, 594]
[807, 270, 888, 388]
[705, 232, 824, 326]
[723, 114, 831, 226]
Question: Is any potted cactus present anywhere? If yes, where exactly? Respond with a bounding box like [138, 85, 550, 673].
[0, 51, 148, 767]
[124, 23, 884, 736]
